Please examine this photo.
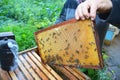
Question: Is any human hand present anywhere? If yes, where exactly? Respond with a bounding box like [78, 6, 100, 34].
[75, 0, 112, 20]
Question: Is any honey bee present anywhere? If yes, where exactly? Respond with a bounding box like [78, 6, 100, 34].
[78, 29, 80, 32]
[94, 48, 97, 51]
[84, 55, 89, 59]
[75, 50, 79, 54]
[80, 45, 82, 48]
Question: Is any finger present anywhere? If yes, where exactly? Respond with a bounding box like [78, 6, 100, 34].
[75, 5, 85, 20]
[79, 5, 85, 20]
[90, 2, 97, 20]
[78, 4, 85, 20]
[81, 3, 90, 19]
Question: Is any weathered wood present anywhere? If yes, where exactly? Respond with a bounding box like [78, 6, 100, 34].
[18, 58, 33, 80]
[27, 52, 56, 80]
[0, 68, 11, 80]
[9, 71, 18, 80]
[31, 51, 63, 80]
[0, 47, 91, 80]
[72, 68, 90, 80]
[14, 68, 25, 80]
[19, 55, 40, 80]
[0, 32, 15, 40]
[55, 66, 78, 80]
[23, 53, 48, 80]
[18, 46, 38, 55]
[64, 66, 85, 80]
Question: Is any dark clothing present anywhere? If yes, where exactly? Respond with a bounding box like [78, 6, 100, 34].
[99, 0, 120, 27]
[55, 0, 79, 23]
[56, 0, 109, 50]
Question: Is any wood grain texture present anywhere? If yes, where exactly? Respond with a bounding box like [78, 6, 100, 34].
[0, 49, 60, 80]
[0, 47, 90, 80]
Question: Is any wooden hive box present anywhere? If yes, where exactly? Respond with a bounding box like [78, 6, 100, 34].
[0, 47, 91, 80]
[35, 19, 103, 69]
[0, 32, 15, 40]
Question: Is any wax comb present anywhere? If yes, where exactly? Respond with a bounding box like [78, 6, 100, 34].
[35, 19, 103, 69]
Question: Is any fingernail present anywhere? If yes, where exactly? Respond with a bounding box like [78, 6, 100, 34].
[76, 17, 79, 20]
[91, 18, 94, 20]
[81, 17, 85, 20]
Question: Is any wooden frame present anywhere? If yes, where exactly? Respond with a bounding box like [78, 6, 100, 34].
[35, 19, 103, 69]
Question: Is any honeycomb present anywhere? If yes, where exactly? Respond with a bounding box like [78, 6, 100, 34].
[35, 19, 103, 69]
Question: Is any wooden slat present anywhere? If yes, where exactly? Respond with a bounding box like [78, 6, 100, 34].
[31, 51, 42, 61]
[9, 71, 18, 80]
[27, 52, 56, 80]
[31, 51, 63, 80]
[0, 47, 91, 80]
[72, 68, 91, 80]
[14, 68, 26, 80]
[31, 49, 91, 80]
[55, 66, 78, 80]
[64, 66, 85, 80]
[0, 68, 11, 80]
[18, 58, 33, 80]
[18, 46, 37, 55]
[45, 65, 63, 80]
[23, 53, 49, 80]
[19, 55, 40, 80]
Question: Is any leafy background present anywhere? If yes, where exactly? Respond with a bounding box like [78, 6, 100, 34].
[0, 0, 110, 79]
[0, 0, 64, 51]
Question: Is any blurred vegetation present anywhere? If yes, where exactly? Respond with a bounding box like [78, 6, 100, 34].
[0, 0, 64, 51]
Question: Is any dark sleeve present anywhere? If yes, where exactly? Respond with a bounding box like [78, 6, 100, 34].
[99, 0, 120, 28]
[55, 0, 78, 24]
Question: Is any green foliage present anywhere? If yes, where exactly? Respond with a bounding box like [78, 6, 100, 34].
[0, 0, 64, 27]
[98, 67, 116, 80]
[0, 0, 64, 51]
[102, 49, 109, 60]
[80, 67, 113, 80]
[0, 24, 37, 51]
[79, 68, 99, 80]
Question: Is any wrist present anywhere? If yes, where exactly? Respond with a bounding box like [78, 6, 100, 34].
[97, 0, 112, 13]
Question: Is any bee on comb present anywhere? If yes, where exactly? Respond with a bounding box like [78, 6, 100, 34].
[35, 19, 103, 69]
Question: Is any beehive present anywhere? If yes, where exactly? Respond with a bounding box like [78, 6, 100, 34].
[35, 19, 103, 69]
